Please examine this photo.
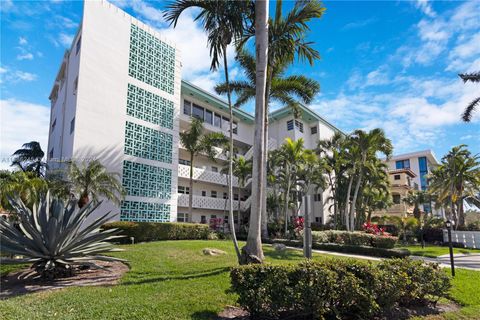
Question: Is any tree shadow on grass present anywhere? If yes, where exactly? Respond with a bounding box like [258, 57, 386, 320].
[264, 249, 303, 261]
[120, 267, 230, 286]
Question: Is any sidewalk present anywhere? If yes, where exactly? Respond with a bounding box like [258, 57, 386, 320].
[284, 246, 480, 270]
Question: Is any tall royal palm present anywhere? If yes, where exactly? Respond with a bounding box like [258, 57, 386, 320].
[459, 71, 480, 122]
[11, 141, 47, 177]
[217, 0, 323, 239]
[68, 160, 125, 208]
[164, 0, 249, 263]
[347, 129, 393, 231]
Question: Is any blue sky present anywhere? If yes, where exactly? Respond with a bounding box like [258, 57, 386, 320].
[1, 0, 479, 169]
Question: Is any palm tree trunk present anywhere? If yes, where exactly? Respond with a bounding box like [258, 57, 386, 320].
[345, 174, 354, 231]
[78, 192, 89, 208]
[188, 153, 194, 220]
[284, 175, 291, 236]
[261, 73, 273, 240]
[238, 186, 242, 232]
[350, 166, 364, 232]
[223, 51, 241, 262]
[241, 0, 268, 264]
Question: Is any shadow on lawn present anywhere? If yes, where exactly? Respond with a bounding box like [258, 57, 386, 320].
[264, 250, 303, 261]
[120, 267, 230, 286]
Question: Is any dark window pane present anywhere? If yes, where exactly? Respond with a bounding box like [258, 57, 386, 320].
[192, 104, 204, 120]
[311, 126, 317, 134]
[214, 114, 221, 128]
[205, 110, 213, 125]
[287, 120, 294, 130]
[183, 100, 191, 115]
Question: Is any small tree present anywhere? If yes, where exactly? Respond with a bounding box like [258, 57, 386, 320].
[11, 141, 47, 177]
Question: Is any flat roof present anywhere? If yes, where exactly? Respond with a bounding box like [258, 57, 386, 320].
[388, 149, 439, 165]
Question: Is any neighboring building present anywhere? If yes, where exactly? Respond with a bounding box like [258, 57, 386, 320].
[383, 150, 443, 217]
[46, 0, 342, 226]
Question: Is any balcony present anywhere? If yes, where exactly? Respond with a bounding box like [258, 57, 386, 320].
[178, 194, 244, 210]
[178, 164, 239, 187]
[244, 138, 278, 160]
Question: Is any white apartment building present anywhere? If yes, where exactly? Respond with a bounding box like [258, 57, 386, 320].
[46, 0, 342, 226]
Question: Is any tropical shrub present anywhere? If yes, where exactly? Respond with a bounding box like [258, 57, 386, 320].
[311, 230, 397, 248]
[0, 193, 124, 279]
[101, 221, 210, 243]
[231, 259, 450, 319]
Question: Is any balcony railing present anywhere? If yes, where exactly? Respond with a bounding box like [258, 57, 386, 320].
[244, 138, 277, 160]
[178, 164, 239, 187]
[178, 194, 244, 210]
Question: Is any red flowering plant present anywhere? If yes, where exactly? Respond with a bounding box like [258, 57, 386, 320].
[363, 221, 386, 236]
[293, 217, 304, 239]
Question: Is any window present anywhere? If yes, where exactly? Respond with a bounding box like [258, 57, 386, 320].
[73, 77, 78, 95]
[201, 190, 207, 197]
[234, 194, 239, 201]
[222, 116, 230, 130]
[394, 174, 401, 180]
[178, 186, 190, 194]
[393, 194, 401, 204]
[233, 121, 238, 134]
[76, 36, 81, 55]
[183, 100, 191, 115]
[223, 192, 228, 199]
[396, 159, 410, 169]
[210, 214, 217, 219]
[201, 215, 207, 224]
[295, 120, 304, 133]
[211, 166, 218, 173]
[418, 156, 428, 190]
[51, 118, 56, 131]
[70, 117, 75, 134]
[192, 103, 204, 120]
[287, 120, 294, 131]
[205, 109, 213, 125]
[177, 213, 189, 222]
[49, 148, 54, 159]
[211, 191, 217, 198]
[314, 194, 322, 202]
[315, 217, 322, 223]
[310, 126, 318, 135]
[214, 113, 222, 128]
[179, 159, 191, 166]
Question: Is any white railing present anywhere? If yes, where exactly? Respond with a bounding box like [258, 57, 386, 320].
[178, 194, 243, 210]
[178, 164, 239, 187]
[241, 195, 252, 211]
[443, 230, 480, 249]
[244, 138, 278, 160]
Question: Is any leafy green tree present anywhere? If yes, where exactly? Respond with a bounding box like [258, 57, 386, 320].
[459, 71, 480, 122]
[11, 141, 47, 177]
[164, 0, 250, 264]
[68, 160, 125, 209]
[403, 190, 429, 219]
[0, 170, 48, 211]
[232, 156, 252, 230]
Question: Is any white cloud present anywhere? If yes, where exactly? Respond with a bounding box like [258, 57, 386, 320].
[14, 71, 37, 81]
[17, 52, 34, 60]
[59, 33, 73, 47]
[342, 18, 376, 31]
[0, 99, 50, 170]
[0, 67, 38, 83]
[18, 37, 28, 45]
[414, 0, 436, 17]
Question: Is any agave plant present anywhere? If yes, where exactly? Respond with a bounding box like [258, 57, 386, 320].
[0, 192, 125, 279]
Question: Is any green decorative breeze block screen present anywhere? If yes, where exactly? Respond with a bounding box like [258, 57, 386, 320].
[121, 200, 171, 222]
[124, 121, 173, 164]
[122, 160, 172, 199]
[127, 84, 174, 130]
[128, 24, 175, 95]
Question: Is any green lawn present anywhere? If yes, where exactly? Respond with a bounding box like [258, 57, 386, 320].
[399, 245, 480, 258]
[0, 240, 478, 319]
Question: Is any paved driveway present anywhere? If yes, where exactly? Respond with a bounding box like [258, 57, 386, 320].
[411, 254, 480, 271]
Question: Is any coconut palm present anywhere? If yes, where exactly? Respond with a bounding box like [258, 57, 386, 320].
[428, 145, 480, 227]
[347, 129, 393, 231]
[403, 190, 429, 219]
[459, 71, 480, 122]
[68, 160, 125, 209]
[11, 141, 47, 177]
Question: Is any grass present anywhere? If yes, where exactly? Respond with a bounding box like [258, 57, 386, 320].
[398, 245, 480, 258]
[0, 240, 478, 319]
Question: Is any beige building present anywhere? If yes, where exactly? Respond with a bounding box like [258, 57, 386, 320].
[375, 168, 417, 217]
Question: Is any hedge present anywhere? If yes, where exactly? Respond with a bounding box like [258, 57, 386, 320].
[272, 239, 410, 258]
[101, 221, 210, 243]
[230, 259, 450, 319]
[311, 230, 398, 249]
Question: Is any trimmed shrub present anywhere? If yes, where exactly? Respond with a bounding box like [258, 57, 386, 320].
[230, 259, 450, 319]
[423, 227, 444, 242]
[101, 221, 210, 243]
[272, 239, 410, 258]
[311, 230, 397, 249]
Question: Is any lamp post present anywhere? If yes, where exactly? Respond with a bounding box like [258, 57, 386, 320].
[303, 193, 312, 259]
[445, 220, 455, 277]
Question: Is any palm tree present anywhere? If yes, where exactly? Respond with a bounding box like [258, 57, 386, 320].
[347, 129, 393, 231]
[68, 160, 125, 208]
[0, 170, 48, 211]
[459, 71, 480, 122]
[240, 0, 269, 265]
[164, 0, 249, 264]
[403, 190, 428, 219]
[11, 141, 47, 177]
[428, 145, 480, 227]
[232, 156, 252, 230]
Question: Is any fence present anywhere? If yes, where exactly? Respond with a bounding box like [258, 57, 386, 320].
[443, 230, 480, 249]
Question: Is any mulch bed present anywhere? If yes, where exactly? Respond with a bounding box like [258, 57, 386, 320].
[0, 260, 129, 299]
[217, 301, 460, 319]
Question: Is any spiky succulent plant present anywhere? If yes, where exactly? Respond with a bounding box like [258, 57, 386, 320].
[0, 192, 125, 279]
